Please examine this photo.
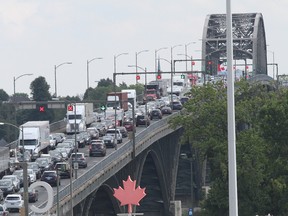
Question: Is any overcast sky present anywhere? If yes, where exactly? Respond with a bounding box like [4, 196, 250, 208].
[0, 0, 286, 97]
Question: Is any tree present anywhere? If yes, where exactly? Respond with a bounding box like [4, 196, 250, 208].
[30, 76, 52, 101]
[98, 78, 113, 87]
[0, 89, 9, 102]
[170, 81, 288, 215]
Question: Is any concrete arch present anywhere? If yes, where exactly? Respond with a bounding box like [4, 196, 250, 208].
[136, 148, 171, 216]
[82, 182, 121, 216]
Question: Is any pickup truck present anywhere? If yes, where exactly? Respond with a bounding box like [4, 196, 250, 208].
[103, 129, 122, 148]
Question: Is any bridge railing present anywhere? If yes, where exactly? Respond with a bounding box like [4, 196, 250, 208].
[42, 112, 178, 212]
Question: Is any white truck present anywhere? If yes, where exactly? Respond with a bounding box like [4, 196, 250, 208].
[65, 103, 94, 134]
[121, 89, 137, 109]
[18, 121, 50, 161]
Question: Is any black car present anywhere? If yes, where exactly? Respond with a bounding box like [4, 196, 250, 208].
[90, 122, 107, 137]
[180, 96, 189, 105]
[19, 187, 39, 203]
[89, 140, 107, 157]
[54, 162, 73, 179]
[150, 109, 163, 120]
[81, 131, 92, 145]
[136, 114, 150, 127]
[40, 171, 60, 187]
[49, 150, 64, 165]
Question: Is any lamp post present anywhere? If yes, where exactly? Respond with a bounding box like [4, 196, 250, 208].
[114, 53, 129, 149]
[155, 47, 168, 78]
[0, 122, 28, 216]
[185, 42, 196, 72]
[128, 65, 147, 127]
[158, 57, 172, 102]
[171, 44, 183, 105]
[54, 62, 72, 97]
[87, 57, 103, 89]
[13, 73, 33, 95]
[136, 50, 149, 84]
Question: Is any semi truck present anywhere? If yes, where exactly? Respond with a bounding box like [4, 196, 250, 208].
[0, 147, 12, 178]
[144, 80, 168, 101]
[121, 89, 137, 108]
[18, 121, 50, 161]
[66, 103, 94, 134]
[106, 92, 128, 112]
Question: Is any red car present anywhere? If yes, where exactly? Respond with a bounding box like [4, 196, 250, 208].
[123, 121, 136, 132]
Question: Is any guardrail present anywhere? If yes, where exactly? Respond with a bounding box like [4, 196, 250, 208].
[32, 112, 178, 214]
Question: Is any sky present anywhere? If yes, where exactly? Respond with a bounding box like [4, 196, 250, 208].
[0, 0, 287, 97]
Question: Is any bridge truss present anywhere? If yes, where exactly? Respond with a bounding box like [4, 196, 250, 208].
[202, 13, 267, 76]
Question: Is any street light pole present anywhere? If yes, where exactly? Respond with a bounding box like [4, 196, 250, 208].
[13, 73, 33, 95]
[0, 122, 28, 216]
[155, 47, 168, 79]
[171, 45, 182, 105]
[185, 42, 196, 72]
[114, 53, 129, 149]
[54, 62, 72, 97]
[136, 50, 149, 84]
[87, 57, 103, 89]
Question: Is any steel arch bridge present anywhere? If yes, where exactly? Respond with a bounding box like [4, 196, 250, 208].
[202, 13, 267, 76]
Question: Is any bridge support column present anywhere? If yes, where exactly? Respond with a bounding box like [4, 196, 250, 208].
[170, 200, 182, 216]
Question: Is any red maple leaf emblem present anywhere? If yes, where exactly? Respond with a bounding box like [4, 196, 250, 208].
[113, 175, 146, 213]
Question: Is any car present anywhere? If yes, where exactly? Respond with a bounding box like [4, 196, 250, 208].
[17, 150, 31, 162]
[18, 187, 39, 203]
[87, 127, 100, 140]
[150, 109, 163, 120]
[12, 170, 31, 188]
[54, 148, 69, 160]
[4, 194, 23, 212]
[81, 131, 92, 145]
[49, 134, 57, 149]
[117, 126, 128, 138]
[161, 105, 173, 115]
[35, 157, 54, 173]
[54, 162, 73, 179]
[75, 133, 86, 148]
[90, 122, 107, 136]
[56, 142, 74, 157]
[39, 153, 53, 165]
[136, 114, 150, 127]
[27, 169, 37, 183]
[0, 179, 15, 196]
[123, 120, 136, 132]
[49, 150, 64, 165]
[1, 175, 20, 192]
[104, 129, 122, 145]
[170, 101, 183, 110]
[40, 171, 60, 187]
[27, 162, 42, 179]
[180, 96, 189, 105]
[70, 153, 88, 168]
[0, 204, 9, 215]
[89, 140, 106, 157]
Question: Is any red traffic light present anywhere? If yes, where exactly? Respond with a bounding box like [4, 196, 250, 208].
[67, 105, 73, 111]
[136, 75, 140, 80]
[39, 106, 45, 112]
[208, 61, 212, 65]
[192, 61, 195, 66]
[157, 75, 161, 79]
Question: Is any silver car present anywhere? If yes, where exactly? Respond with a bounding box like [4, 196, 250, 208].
[2, 175, 20, 192]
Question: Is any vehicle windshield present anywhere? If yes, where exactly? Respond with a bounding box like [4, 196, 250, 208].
[19, 139, 37, 146]
[0, 180, 12, 186]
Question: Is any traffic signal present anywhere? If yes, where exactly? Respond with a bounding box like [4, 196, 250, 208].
[67, 104, 74, 111]
[156, 74, 161, 79]
[206, 60, 213, 74]
[100, 105, 106, 111]
[180, 74, 185, 79]
[136, 75, 140, 80]
[36, 104, 47, 113]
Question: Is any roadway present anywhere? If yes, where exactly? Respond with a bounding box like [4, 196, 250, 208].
[7, 122, 152, 215]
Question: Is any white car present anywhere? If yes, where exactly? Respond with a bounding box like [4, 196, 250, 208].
[27, 169, 37, 183]
[2, 175, 20, 192]
[4, 194, 24, 211]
